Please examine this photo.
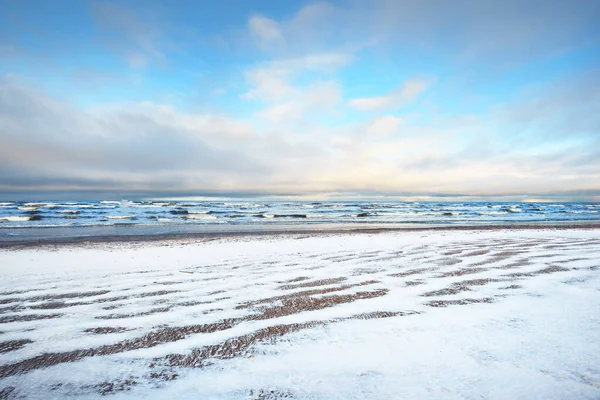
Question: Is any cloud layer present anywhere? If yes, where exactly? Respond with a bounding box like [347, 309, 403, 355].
[0, 0, 599, 199]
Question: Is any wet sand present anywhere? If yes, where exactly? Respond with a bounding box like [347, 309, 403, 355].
[1, 220, 599, 249]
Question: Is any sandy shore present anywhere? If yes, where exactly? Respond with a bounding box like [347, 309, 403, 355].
[0, 228, 599, 399]
[1, 220, 599, 249]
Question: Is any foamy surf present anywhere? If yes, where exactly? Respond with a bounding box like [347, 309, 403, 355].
[0, 216, 33, 222]
[0, 200, 597, 229]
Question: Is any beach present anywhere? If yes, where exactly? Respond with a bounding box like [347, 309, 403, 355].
[0, 226, 599, 399]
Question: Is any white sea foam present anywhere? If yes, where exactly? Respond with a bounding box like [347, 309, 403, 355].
[0, 216, 32, 222]
[106, 215, 136, 220]
[17, 206, 38, 211]
[186, 215, 217, 220]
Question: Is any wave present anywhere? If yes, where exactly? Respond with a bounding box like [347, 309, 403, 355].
[479, 211, 508, 215]
[185, 215, 217, 220]
[106, 215, 136, 220]
[18, 206, 38, 212]
[23, 202, 50, 207]
[57, 210, 80, 214]
[170, 209, 189, 215]
[0, 216, 32, 222]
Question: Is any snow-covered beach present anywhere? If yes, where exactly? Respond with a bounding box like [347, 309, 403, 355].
[1, 227, 599, 399]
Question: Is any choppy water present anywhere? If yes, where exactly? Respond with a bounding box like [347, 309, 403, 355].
[0, 200, 598, 229]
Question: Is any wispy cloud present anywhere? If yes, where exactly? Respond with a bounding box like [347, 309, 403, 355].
[248, 15, 286, 51]
[348, 78, 434, 111]
[90, 1, 166, 68]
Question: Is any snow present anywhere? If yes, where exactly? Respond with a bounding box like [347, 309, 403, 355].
[0, 228, 599, 399]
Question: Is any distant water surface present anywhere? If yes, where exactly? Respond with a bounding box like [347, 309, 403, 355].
[0, 200, 598, 230]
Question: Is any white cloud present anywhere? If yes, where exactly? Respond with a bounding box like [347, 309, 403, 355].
[241, 52, 352, 101]
[248, 15, 286, 50]
[365, 115, 404, 136]
[256, 80, 341, 123]
[348, 78, 434, 111]
[91, 2, 166, 69]
[1, 64, 598, 197]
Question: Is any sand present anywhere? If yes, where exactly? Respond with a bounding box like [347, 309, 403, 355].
[0, 227, 599, 399]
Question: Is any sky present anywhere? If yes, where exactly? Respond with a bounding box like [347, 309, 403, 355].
[0, 0, 599, 201]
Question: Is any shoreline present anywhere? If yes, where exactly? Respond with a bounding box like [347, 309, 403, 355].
[1, 220, 599, 249]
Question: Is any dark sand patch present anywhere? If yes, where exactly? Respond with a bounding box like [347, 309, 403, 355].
[426, 298, 495, 307]
[0, 313, 62, 324]
[0, 290, 112, 306]
[500, 284, 523, 290]
[153, 281, 184, 286]
[504, 265, 570, 278]
[0, 320, 239, 378]
[95, 378, 138, 395]
[389, 267, 437, 278]
[249, 290, 388, 321]
[278, 277, 347, 291]
[136, 290, 179, 298]
[164, 310, 406, 369]
[438, 267, 488, 278]
[0, 305, 26, 314]
[405, 280, 425, 286]
[462, 249, 489, 257]
[0, 286, 389, 378]
[0, 339, 33, 353]
[351, 268, 384, 275]
[442, 249, 464, 256]
[29, 301, 89, 310]
[494, 250, 526, 258]
[238, 280, 379, 309]
[422, 287, 471, 297]
[436, 258, 462, 266]
[248, 388, 297, 399]
[83, 327, 131, 334]
[102, 304, 123, 311]
[537, 265, 571, 274]
[96, 307, 171, 320]
[470, 256, 513, 267]
[279, 277, 310, 284]
[0, 288, 46, 297]
[422, 278, 503, 297]
[175, 300, 213, 307]
[0, 386, 15, 399]
[165, 322, 325, 368]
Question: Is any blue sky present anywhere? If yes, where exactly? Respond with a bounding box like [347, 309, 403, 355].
[0, 0, 599, 200]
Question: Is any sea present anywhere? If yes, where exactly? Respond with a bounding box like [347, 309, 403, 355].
[0, 200, 598, 231]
